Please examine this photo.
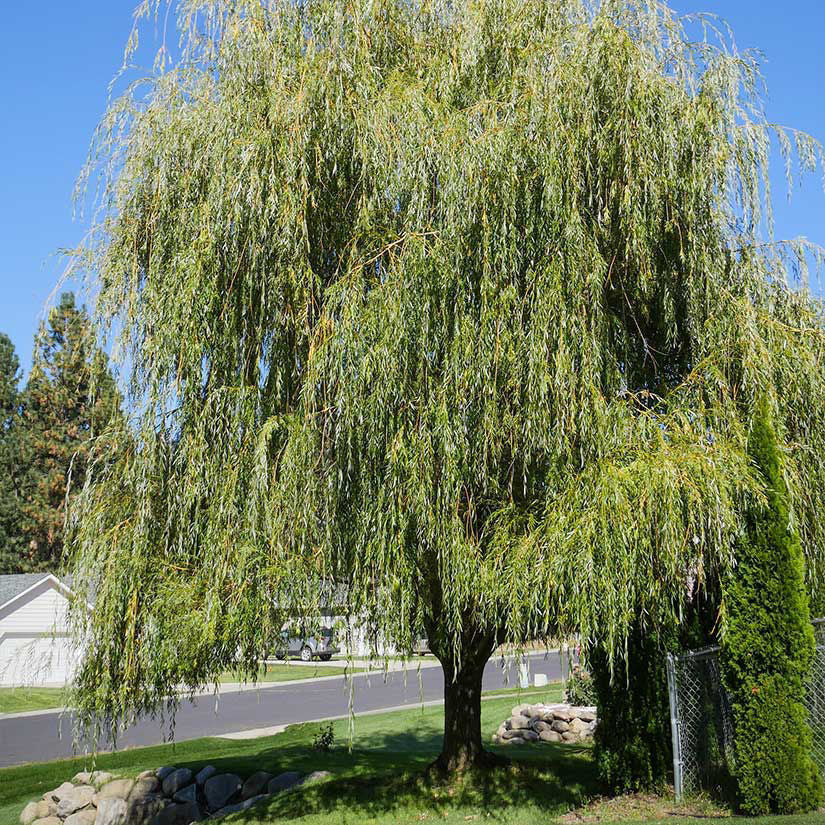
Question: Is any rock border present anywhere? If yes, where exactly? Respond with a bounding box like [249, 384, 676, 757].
[492, 703, 597, 745]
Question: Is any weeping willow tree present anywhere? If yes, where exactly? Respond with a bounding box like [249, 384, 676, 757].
[66, 0, 825, 775]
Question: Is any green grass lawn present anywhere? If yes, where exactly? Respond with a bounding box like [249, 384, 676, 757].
[0, 688, 66, 714]
[1, 682, 823, 825]
[220, 663, 361, 684]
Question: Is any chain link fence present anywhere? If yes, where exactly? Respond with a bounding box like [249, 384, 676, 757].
[667, 621, 825, 800]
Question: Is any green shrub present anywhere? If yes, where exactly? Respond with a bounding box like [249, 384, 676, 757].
[589, 623, 675, 793]
[720, 402, 822, 815]
[565, 663, 597, 707]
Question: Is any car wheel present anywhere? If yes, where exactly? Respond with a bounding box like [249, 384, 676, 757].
[319, 653, 332, 661]
[300, 646, 313, 662]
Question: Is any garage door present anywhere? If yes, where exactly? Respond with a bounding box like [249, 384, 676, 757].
[0, 634, 75, 686]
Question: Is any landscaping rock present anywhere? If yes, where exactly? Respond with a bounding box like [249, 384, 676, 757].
[45, 783, 75, 804]
[569, 717, 590, 735]
[520, 730, 539, 742]
[267, 772, 303, 794]
[211, 795, 268, 820]
[71, 772, 113, 788]
[94, 798, 128, 825]
[155, 768, 176, 782]
[241, 772, 271, 800]
[507, 715, 531, 731]
[301, 771, 332, 786]
[530, 719, 551, 733]
[561, 731, 579, 743]
[64, 810, 97, 825]
[162, 769, 193, 798]
[31, 817, 62, 825]
[96, 779, 135, 801]
[20, 801, 55, 825]
[137, 771, 157, 781]
[550, 720, 569, 733]
[511, 704, 531, 717]
[194, 767, 216, 787]
[203, 775, 241, 812]
[539, 729, 562, 743]
[57, 786, 96, 818]
[149, 801, 203, 825]
[172, 785, 197, 805]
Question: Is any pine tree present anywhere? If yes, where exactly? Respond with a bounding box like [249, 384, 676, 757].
[19, 293, 121, 572]
[720, 402, 822, 814]
[0, 333, 25, 573]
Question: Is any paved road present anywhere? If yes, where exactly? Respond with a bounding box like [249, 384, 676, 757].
[0, 652, 566, 767]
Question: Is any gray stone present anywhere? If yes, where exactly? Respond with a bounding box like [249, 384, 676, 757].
[511, 704, 531, 718]
[203, 775, 241, 812]
[240, 772, 272, 801]
[539, 729, 562, 743]
[530, 719, 551, 733]
[520, 730, 539, 742]
[155, 768, 176, 782]
[194, 767, 216, 787]
[301, 771, 332, 786]
[133, 777, 161, 798]
[550, 708, 574, 722]
[31, 818, 62, 825]
[172, 785, 197, 805]
[73, 772, 115, 789]
[96, 780, 135, 802]
[44, 783, 75, 803]
[570, 706, 597, 721]
[137, 771, 157, 781]
[98, 794, 166, 825]
[551, 720, 569, 733]
[561, 731, 579, 743]
[569, 717, 590, 735]
[501, 736, 525, 746]
[211, 795, 268, 819]
[507, 715, 531, 731]
[58, 787, 97, 818]
[64, 810, 98, 825]
[162, 769, 194, 798]
[266, 772, 302, 794]
[149, 802, 203, 825]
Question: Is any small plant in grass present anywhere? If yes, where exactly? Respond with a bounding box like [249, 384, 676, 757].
[312, 722, 335, 752]
[565, 664, 597, 707]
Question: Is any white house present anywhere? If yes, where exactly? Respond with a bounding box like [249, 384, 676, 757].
[0, 574, 86, 686]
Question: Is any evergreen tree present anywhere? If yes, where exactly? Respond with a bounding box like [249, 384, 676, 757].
[720, 402, 822, 814]
[19, 293, 121, 572]
[0, 333, 25, 573]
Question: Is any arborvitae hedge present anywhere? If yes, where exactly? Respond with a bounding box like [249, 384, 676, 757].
[590, 623, 676, 793]
[720, 404, 822, 815]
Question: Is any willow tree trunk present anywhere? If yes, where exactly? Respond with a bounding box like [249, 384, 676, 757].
[429, 627, 500, 773]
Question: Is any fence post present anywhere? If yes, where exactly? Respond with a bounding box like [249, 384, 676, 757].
[666, 652, 684, 801]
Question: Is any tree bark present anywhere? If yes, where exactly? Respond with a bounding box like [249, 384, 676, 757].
[429, 626, 502, 774]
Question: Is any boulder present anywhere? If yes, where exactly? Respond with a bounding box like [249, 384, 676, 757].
[241, 772, 272, 800]
[96, 780, 135, 802]
[550, 720, 569, 733]
[137, 771, 157, 781]
[64, 810, 98, 825]
[45, 783, 75, 803]
[98, 794, 166, 825]
[561, 731, 579, 743]
[149, 802, 203, 825]
[500, 729, 525, 740]
[530, 719, 551, 734]
[301, 771, 332, 786]
[539, 729, 562, 743]
[569, 718, 590, 735]
[203, 775, 241, 812]
[134, 777, 161, 798]
[20, 801, 53, 825]
[520, 730, 539, 742]
[155, 768, 176, 782]
[31, 818, 62, 825]
[511, 704, 531, 717]
[72, 773, 114, 788]
[501, 736, 524, 746]
[194, 767, 216, 787]
[266, 772, 302, 794]
[211, 795, 268, 819]
[172, 785, 198, 805]
[507, 715, 531, 731]
[94, 798, 128, 825]
[57, 786, 97, 818]
[162, 769, 194, 798]
[550, 708, 574, 722]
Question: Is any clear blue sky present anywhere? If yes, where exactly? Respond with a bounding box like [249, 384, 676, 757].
[2, 1, 824, 374]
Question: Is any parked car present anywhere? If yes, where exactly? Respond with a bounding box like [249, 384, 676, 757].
[272, 625, 339, 661]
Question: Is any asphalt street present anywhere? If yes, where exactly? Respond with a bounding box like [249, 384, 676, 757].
[0, 651, 566, 767]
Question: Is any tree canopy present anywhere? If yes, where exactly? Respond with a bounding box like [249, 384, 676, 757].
[67, 0, 825, 764]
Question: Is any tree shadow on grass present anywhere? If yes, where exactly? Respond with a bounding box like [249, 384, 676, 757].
[171, 725, 599, 823]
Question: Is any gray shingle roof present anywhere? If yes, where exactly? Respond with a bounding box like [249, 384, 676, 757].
[0, 573, 52, 609]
